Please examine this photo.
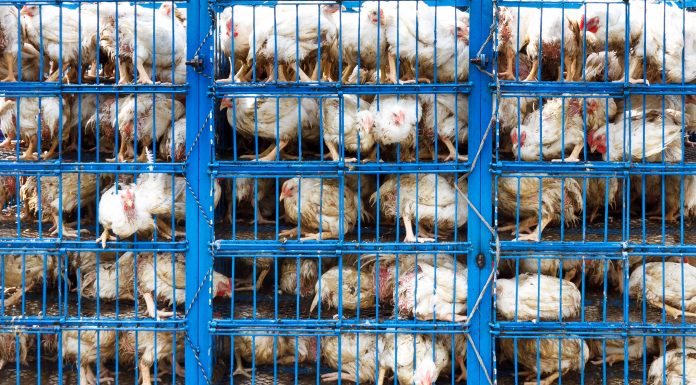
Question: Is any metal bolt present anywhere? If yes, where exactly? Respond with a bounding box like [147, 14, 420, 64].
[476, 253, 485, 268]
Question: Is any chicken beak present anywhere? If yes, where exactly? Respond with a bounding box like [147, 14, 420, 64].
[219, 99, 232, 111]
[20, 7, 29, 16]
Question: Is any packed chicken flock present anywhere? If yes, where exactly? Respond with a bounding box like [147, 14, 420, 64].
[0, 0, 693, 385]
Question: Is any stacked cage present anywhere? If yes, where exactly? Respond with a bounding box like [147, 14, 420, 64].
[210, 0, 489, 384]
[0, 1, 191, 384]
[494, 1, 696, 384]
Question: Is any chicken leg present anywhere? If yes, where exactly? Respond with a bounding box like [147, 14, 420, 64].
[256, 140, 289, 161]
[232, 351, 252, 378]
[0, 131, 15, 150]
[96, 228, 117, 248]
[2, 283, 34, 308]
[403, 216, 434, 243]
[118, 60, 132, 84]
[653, 301, 696, 319]
[235, 267, 270, 292]
[42, 139, 60, 160]
[524, 58, 539, 81]
[279, 227, 298, 239]
[387, 52, 399, 84]
[498, 46, 516, 80]
[18, 136, 37, 161]
[301, 231, 338, 240]
[322, 372, 358, 383]
[142, 291, 176, 319]
[553, 142, 583, 162]
[3, 53, 15, 82]
[516, 215, 552, 241]
[591, 353, 624, 366]
[140, 362, 153, 385]
[136, 60, 154, 84]
[455, 355, 467, 382]
[525, 371, 560, 385]
[441, 136, 468, 162]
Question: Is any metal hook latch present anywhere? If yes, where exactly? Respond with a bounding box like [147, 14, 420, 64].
[470, 54, 489, 67]
[186, 56, 204, 70]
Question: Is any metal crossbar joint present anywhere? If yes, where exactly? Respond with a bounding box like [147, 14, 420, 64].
[186, 56, 204, 70]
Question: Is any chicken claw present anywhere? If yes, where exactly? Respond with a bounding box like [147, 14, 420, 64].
[591, 353, 624, 366]
[95, 229, 116, 248]
[233, 352, 253, 378]
[322, 372, 358, 383]
[516, 232, 541, 242]
[455, 356, 467, 382]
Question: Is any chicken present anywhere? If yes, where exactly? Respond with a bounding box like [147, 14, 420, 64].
[377, 333, 450, 385]
[101, 4, 186, 84]
[524, 8, 581, 81]
[497, 7, 533, 80]
[321, 333, 378, 383]
[584, 51, 623, 82]
[0, 6, 19, 82]
[279, 257, 318, 297]
[346, 173, 377, 223]
[434, 8, 469, 83]
[279, 177, 359, 240]
[664, 11, 696, 83]
[372, 174, 467, 242]
[383, 2, 439, 84]
[0, 97, 69, 160]
[370, 95, 422, 161]
[233, 334, 289, 377]
[338, 2, 388, 82]
[0, 333, 34, 370]
[253, 4, 339, 82]
[511, 98, 588, 162]
[220, 96, 320, 161]
[396, 254, 467, 322]
[629, 262, 696, 319]
[499, 338, 589, 385]
[80, 252, 135, 302]
[54, 330, 117, 385]
[279, 335, 317, 365]
[589, 107, 684, 161]
[496, 273, 581, 321]
[453, 334, 467, 382]
[496, 177, 583, 241]
[20, 5, 98, 82]
[227, 177, 274, 225]
[630, 3, 682, 85]
[0, 176, 17, 215]
[588, 337, 658, 367]
[84, 95, 117, 154]
[309, 265, 375, 313]
[219, 5, 261, 82]
[518, 257, 584, 283]
[233, 256, 273, 292]
[1, 254, 59, 309]
[160, 116, 186, 162]
[118, 330, 185, 385]
[496, 96, 538, 154]
[137, 252, 232, 318]
[22, 173, 97, 237]
[322, 95, 375, 162]
[584, 177, 620, 224]
[114, 94, 185, 162]
[648, 348, 696, 385]
[420, 94, 468, 161]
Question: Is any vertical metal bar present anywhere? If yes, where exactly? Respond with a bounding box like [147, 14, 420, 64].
[186, 0, 214, 382]
[468, 0, 493, 384]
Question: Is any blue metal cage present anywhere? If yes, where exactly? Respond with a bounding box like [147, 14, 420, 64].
[3, 0, 696, 384]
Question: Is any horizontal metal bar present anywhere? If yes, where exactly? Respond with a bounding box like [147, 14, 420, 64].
[0, 162, 184, 175]
[0, 83, 186, 95]
[496, 242, 696, 255]
[495, 322, 696, 336]
[210, 319, 469, 332]
[497, 81, 696, 97]
[0, 319, 186, 330]
[494, 161, 696, 176]
[497, 0, 696, 7]
[0, 239, 187, 252]
[214, 0, 470, 6]
[215, 83, 472, 96]
[213, 161, 471, 177]
[214, 240, 471, 254]
[0, 0, 187, 4]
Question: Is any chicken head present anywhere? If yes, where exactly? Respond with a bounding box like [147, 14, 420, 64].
[19, 5, 38, 17]
[213, 271, 233, 298]
[579, 14, 601, 34]
[279, 179, 297, 202]
[120, 188, 136, 213]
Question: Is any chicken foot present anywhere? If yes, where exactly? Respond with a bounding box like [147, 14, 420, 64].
[524, 371, 560, 385]
[232, 351, 253, 378]
[301, 231, 339, 240]
[553, 142, 583, 162]
[498, 216, 537, 235]
[403, 216, 435, 243]
[2, 283, 34, 308]
[650, 300, 696, 319]
[441, 136, 468, 162]
[321, 372, 359, 383]
[140, 361, 153, 385]
[142, 291, 177, 319]
[591, 353, 625, 366]
[516, 215, 552, 241]
[96, 228, 117, 248]
[498, 46, 517, 80]
[0, 131, 15, 150]
[136, 60, 154, 84]
[290, 61, 314, 82]
[7, 136, 38, 161]
[244, 140, 289, 161]
[42, 139, 60, 160]
[524, 58, 539, 81]
[234, 267, 269, 292]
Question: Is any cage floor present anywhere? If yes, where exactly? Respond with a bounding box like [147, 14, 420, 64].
[0, 363, 184, 385]
[497, 358, 652, 385]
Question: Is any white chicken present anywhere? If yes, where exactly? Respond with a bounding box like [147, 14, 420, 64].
[1, 254, 59, 309]
[101, 3, 186, 84]
[0, 96, 69, 160]
[589, 337, 659, 367]
[496, 273, 581, 321]
[499, 337, 589, 385]
[137, 252, 232, 318]
[629, 262, 696, 319]
[0, 333, 34, 371]
[396, 253, 467, 322]
[95, 182, 152, 248]
[371, 95, 422, 161]
[321, 333, 378, 383]
[279, 177, 359, 240]
[309, 265, 375, 313]
[377, 333, 450, 385]
[83, 95, 118, 154]
[0, 6, 19, 82]
[114, 94, 185, 162]
[54, 330, 117, 385]
[321, 95, 375, 161]
[648, 348, 696, 385]
[118, 330, 185, 385]
[160, 116, 186, 162]
[278, 257, 318, 297]
[338, 2, 388, 82]
[496, 177, 583, 241]
[372, 174, 467, 242]
[228, 177, 274, 225]
[233, 334, 289, 377]
[497, 7, 533, 80]
[80, 252, 135, 303]
[253, 4, 339, 82]
[220, 96, 320, 161]
[524, 8, 581, 81]
[218, 5, 262, 82]
[434, 7, 469, 83]
[420, 93, 468, 161]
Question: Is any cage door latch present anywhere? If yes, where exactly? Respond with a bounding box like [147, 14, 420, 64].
[470, 54, 489, 67]
[186, 56, 204, 70]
